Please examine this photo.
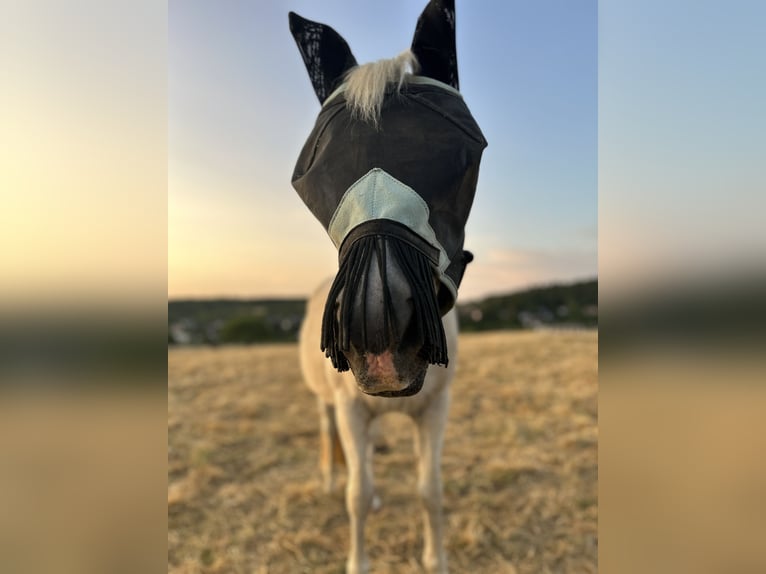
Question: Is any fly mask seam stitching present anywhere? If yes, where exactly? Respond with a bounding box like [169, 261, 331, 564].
[371, 169, 378, 218]
[326, 167, 458, 300]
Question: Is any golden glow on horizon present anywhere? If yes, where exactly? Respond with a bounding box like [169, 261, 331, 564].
[2, 7, 165, 305]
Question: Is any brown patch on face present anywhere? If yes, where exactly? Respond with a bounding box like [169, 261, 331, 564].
[357, 351, 407, 393]
[366, 351, 396, 379]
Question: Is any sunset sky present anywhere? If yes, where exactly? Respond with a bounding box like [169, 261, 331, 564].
[169, 1, 598, 301]
[2, 0, 760, 309]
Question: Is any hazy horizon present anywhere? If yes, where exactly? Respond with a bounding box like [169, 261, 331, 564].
[167, 274, 598, 304]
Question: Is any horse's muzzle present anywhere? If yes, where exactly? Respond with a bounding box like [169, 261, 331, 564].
[347, 348, 428, 397]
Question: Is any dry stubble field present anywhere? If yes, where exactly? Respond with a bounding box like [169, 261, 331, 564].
[169, 330, 597, 573]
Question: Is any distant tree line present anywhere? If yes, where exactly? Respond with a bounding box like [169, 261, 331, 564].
[458, 280, 597, 332]
[168, 279, 597, 346]
[168, 299, 305, 346]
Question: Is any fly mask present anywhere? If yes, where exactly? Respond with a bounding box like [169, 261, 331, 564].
[290, 0, 487, 396]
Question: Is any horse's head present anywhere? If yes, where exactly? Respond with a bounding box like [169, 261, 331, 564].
[289, 0, 486, 396]
[329, 232, 438, 396]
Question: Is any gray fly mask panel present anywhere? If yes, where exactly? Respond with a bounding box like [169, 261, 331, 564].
[290, 0, 487, 395]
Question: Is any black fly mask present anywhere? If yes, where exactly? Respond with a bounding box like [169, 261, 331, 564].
[290, 0, 487, 385]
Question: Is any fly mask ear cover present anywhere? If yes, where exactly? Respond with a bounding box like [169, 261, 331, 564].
[291, 80, 487, 371]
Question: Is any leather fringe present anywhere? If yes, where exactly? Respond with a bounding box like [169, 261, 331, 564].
[320, 235, 448, 372]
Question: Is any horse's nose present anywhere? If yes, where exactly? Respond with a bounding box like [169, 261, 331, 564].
[349, 249, 413, 354]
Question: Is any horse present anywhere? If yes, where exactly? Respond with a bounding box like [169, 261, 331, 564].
[300, 279, 457, 573]
[289, 1, 486, 572]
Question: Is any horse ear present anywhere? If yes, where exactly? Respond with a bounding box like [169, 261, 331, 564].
[410, 0, 459, 90]
[289, 12, 358, 104]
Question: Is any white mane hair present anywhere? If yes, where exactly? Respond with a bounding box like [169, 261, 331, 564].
[344, 50, 420, 126]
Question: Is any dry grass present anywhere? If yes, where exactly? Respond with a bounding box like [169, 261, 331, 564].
[168, 330, 597, 573]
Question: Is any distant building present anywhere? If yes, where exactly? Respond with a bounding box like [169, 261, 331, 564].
[170, 319, 196, 344]
[517, 311, 543, 329]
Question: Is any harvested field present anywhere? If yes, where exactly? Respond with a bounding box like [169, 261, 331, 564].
[168, 330, 598, 573]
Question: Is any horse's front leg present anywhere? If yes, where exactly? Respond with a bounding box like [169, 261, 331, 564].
[317, 398, 344, 493]
[335, 396, 373, 574]
[414, 389, 450, 574]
